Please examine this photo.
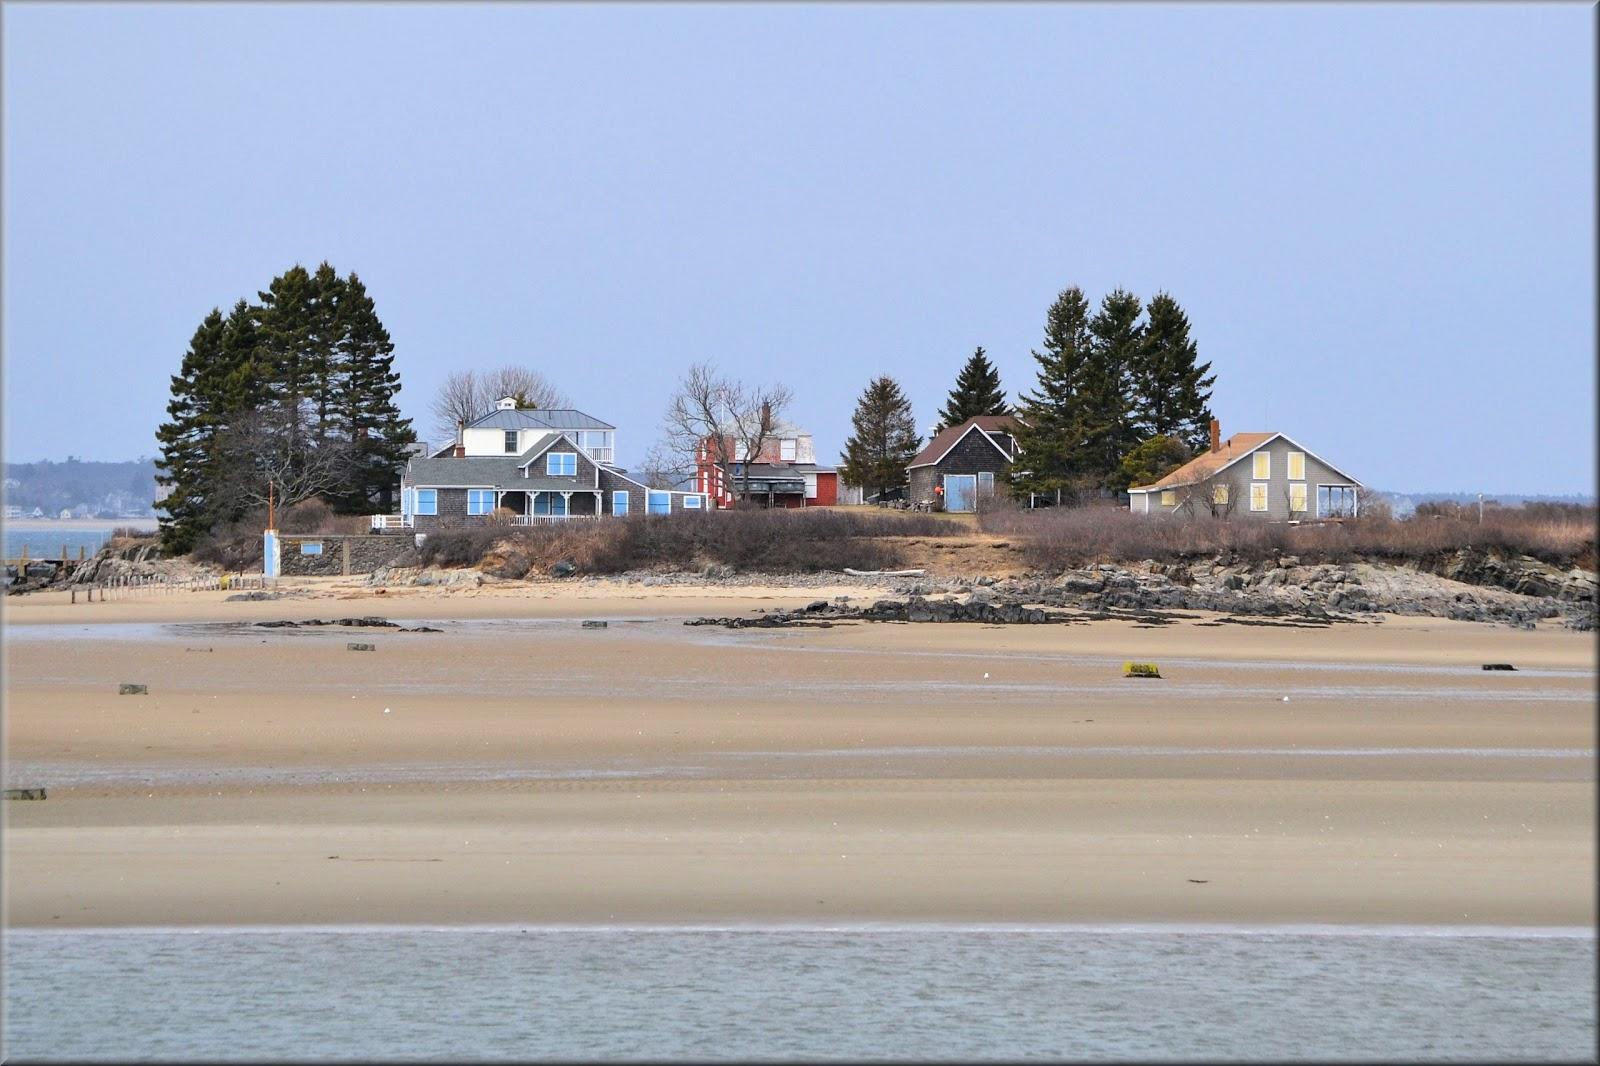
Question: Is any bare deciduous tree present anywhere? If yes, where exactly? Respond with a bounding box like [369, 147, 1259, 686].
[429, 366, 569, 445]
[212, 408, 355, 520]
[658, 361, 794, 506]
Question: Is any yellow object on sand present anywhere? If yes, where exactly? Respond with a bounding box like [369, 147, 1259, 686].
[1123, 661, 1161, 678]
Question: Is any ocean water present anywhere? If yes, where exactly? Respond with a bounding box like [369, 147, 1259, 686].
[2, 524, 153, 561]
[3, 926, 1593, 1061]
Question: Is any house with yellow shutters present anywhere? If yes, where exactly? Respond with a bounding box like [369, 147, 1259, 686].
[1126, 419, 1363, 520]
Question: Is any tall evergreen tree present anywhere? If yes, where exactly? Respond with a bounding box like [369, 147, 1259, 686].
[1127, 291, 1215, 454]
[257, 264, 318, 455]
[839, 376, 921, 502]
[1080, 288, 1143, 490]
[335, 272, 416, 511]
[156, 263, 416, 551]
[1011, 287, 1094, 500]
[936, 347, 1008, 431]
[155, 309, 228, 554]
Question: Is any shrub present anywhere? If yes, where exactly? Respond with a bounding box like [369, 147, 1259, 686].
[981, 501, 1596, 571]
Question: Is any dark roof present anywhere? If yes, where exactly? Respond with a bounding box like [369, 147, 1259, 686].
[907, 416, 1018, 469]
[467, 407, 614, 431]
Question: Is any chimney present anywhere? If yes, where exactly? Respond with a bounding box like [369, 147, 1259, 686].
[1209, 418, 1221, 453]
[454, 420, 466, 458]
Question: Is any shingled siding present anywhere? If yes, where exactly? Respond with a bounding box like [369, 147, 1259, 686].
[1145, 439, 1359, 520]
[409, 487, 472, 532]
[909, 430, 1014, 507]
[598, 469, 647, 516]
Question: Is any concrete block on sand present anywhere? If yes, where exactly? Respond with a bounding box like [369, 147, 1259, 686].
[118, 683, 148, 695]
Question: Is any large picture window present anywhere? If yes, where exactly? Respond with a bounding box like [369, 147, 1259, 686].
[467, 489, 496, 515]
[1318, 485, 1356, 517]
[415, 489, 437, 515]
[546, 452, 577, 477]
[647, 491, 671, 515]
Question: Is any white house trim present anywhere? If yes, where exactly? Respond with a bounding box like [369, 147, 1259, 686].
[1142, 433, 1363, 491]
[907, 422, 1015, 470]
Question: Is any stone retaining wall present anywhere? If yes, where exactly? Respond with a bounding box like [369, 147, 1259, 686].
[279, 534, 416, 577]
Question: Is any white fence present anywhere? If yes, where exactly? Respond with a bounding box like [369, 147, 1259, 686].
[511, 514, 600, 525]
[369, 514, 414, 531]
[68, 572, 267, 603]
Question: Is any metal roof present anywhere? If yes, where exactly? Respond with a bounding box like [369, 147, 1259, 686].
[466, 407, 615, 431]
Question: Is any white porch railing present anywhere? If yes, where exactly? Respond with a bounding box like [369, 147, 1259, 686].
[369, 514, 414, 531]
[512, 514, 600, 525]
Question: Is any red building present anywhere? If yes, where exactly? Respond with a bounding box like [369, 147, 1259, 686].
[696, 425, 839, 508]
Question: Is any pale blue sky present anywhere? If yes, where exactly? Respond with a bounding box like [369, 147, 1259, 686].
[3, 2, 1593, 494]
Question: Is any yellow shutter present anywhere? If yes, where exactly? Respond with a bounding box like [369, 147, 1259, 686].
[1288, 452, 1305, 480]
[1290, 483, 1307, 512]
[1252, 452, 1270, 479]
[1250, 483, 1268, 511]
[1160, 490, 1175, 507]
[1213, 484, 1229, 505]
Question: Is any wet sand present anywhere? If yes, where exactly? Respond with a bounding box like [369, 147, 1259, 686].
[3, 583, 1594, 928]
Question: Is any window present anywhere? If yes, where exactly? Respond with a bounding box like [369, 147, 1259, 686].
[468, 489, 496, 515]
[546, 452, 577, 477]
[415, 489, 437, 515]
[977, 471, 996, 496]
[1289, 483, 1308, 513]
[504, 430, 519, 454]
[1160, 490, 1176, 507]
[1318, 485, 1357, 518]
[533, 493, 568, 516]
[779, 438, 797, 462]
[1287, 451, 1305, 481]
[1250, 483, 1269, 512]
[1252, 452, 1271, 479]
[612, 490, 630, 517]
[300, 541, 322, 555]
[1213, 484, 1230, 506]
[684, 495, 702, 509]
[647, 491, 671, 515]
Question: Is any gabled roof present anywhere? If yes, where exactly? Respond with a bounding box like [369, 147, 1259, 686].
[1128, 432, 1362, 491]
[907, 415, 1019, 470]
[467, 407, 615, 432]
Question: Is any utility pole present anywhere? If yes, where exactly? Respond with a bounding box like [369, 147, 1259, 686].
[1478, 493, 1484, 524]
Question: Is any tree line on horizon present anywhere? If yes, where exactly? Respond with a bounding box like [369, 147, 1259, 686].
[838, 287, 1215, 503]
[155, 263, 415, 554]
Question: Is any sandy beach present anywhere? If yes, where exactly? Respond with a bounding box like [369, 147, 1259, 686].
[3, 578, 1594, 928]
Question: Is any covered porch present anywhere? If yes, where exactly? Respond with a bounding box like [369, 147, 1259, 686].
[495, 488, 604, 524]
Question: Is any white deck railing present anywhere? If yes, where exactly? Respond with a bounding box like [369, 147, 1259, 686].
[369, 514, 414, 531]
[512, 514, 600, 525]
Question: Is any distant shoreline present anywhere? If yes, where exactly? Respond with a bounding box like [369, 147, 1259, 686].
[2, 517, 157, 533]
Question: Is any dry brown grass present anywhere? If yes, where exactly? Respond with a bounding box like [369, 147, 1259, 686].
[978, 500, 1597, 571]
[426, 508, 964, 578]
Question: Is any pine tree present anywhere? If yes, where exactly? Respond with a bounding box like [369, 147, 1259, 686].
[155, 310, 228, 554]
[1011, 287, 1094, 500]
[936, 347, 1008, 431]
[306, 262, 346, 448]
[839, 376, 921, 502]
[1080, 288, 1143, 490]
[335, 272, 416, 512]
[1128, 291, 1215, 454]
[257, 264, 318, 456]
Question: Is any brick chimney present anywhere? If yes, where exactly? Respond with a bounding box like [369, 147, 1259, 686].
[453, 419, 466, 458]
[1209, 418, 1221, 453]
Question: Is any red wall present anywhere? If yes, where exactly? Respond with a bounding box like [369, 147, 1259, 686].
[811, 472, 838, 506]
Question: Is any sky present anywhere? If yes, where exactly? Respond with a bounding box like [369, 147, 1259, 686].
[3, 2, 1594, 496]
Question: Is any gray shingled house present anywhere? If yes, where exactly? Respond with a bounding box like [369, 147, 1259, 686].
[373, 398, 709, 530]
[1126, 421, 1363, 520]
[906, 415, 1021, 512]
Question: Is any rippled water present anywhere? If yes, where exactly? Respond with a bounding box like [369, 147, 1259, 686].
[4, 926, 1594, 1061]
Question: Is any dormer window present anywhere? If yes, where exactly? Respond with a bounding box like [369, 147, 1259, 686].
[779, 438, 797, 462]
[496, 397, 517, 411]
[504, 430, 518, 454]
[546, 452, 577, 477]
